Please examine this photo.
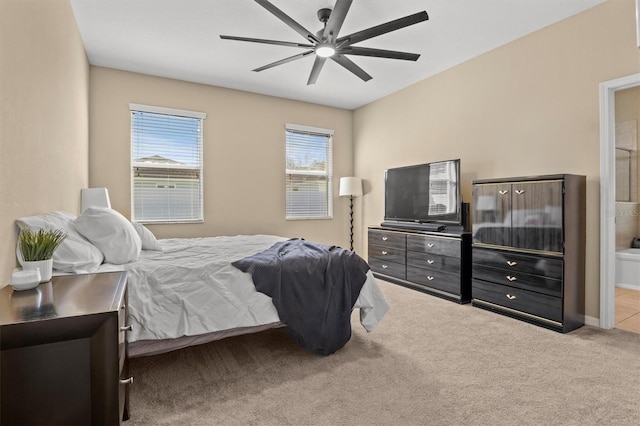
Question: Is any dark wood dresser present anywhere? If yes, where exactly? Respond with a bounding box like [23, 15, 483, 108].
[0, 271, 131, 425]
[471, 174, 586, 332]
[368, 227, 472, 303]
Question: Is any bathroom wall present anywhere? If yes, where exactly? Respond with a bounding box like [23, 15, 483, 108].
[615, 87, 640, 251]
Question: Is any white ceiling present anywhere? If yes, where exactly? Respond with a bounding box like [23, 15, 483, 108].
[69, 0, 605, 110]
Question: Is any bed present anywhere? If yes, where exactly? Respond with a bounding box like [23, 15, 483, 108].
[15, 209, 389, 357]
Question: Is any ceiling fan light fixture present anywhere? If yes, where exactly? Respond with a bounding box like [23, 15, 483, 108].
[316, 43, 336, 58]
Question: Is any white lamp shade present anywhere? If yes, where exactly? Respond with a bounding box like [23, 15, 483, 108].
[81, 187, 111, 212]
[339, 177, 362, 197]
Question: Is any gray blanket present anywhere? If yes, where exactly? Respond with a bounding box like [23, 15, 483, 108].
[232, 239, 369, 355]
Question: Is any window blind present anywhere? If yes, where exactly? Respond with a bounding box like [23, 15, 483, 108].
[285, 124, 333, 220]
[130, 104, 205, 223]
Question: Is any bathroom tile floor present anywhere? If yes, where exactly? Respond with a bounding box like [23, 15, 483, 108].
[615, 287, 640, 334]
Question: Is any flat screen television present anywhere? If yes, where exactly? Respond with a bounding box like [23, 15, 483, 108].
[383, 159, 462, 229]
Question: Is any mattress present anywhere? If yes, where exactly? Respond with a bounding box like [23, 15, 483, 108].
[95, 235, 388, 356]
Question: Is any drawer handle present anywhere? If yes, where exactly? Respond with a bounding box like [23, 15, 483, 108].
[427, 259, 435, 264]
[382, 237, 388, 241]
[506, 261, 517, 267]
[515, 189, 526, 195]
[381, 251, 388, 255]
[120, 324, 133, 332]
[506, 294, 517, 300]
[499, 190, 509, 195]
[506, 275, 517, 282]
[382, 264, 388, 269]
[427, 243, 435, 248]
[427, 276, 434, 281]
[120, 377, 134, 385]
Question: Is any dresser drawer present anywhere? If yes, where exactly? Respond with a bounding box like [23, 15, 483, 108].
[406, 251, 461, 274]
[368, 243, 405, 264]
[472, 263, 562, 297]
[406, 266, 460, 295]
[472, 248, 563, 280]
[472, 280, 562, 323]
[369, 257, 406, 280]
[368, 229, 406, 250]
[407, 234, 460, 258]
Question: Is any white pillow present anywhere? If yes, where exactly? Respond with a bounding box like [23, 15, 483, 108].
[72, 207, 142, 264]
[16, 211, 104, 273]
[131, 221, 162, 251]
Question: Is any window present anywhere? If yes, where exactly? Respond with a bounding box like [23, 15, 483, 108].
[285, 124, 334, 220]
[129, 104, 206, 223]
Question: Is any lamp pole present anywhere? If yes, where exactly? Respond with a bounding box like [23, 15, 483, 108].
[348, 195, 355, 251]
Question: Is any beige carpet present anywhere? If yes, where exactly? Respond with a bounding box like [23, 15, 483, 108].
[127, 280, 640, 425]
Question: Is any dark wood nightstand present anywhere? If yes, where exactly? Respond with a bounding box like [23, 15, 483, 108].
[0, 271, 131, 425]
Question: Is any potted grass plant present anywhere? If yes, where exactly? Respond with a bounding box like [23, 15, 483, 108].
[18, 229, 66, 282]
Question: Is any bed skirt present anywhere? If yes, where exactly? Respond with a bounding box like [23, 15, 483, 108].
[129, 321, 283, 357]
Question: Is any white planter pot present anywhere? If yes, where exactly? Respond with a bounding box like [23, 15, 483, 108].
[22, 258, 53, 283]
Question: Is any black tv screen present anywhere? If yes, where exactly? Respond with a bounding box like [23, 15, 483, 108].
[384, 159, 462, 225]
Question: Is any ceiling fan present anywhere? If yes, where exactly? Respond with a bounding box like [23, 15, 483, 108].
[220, 0, 429, 85]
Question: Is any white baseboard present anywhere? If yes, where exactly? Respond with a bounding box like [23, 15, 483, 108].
[616, 283, 640, 291]
[584, 315, 600, 328]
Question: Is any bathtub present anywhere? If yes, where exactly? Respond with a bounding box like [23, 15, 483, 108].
[616, 248, 640, 290]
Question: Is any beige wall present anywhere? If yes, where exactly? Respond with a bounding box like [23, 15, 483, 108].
[0, 0, 89, 284]
[353, 0, 640, 320]
[89, 67, 354, 246]
[616, 86, 640, 122]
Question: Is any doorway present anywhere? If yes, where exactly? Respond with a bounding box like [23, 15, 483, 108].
[599, 73, 640, 329]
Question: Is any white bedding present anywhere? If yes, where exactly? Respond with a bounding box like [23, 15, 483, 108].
[105, 235, 388, 355]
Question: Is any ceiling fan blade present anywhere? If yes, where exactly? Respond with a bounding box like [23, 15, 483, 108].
[338, 46, 420, 61]
[253, 50, 314, 72]
[307, 56, 327, 85]
[337, 11, 428, 46]
[331, 54, 372, 82]
[220, 35, 314, 49]
[322, 0, 352, 43]
[255, 0, 319, 44]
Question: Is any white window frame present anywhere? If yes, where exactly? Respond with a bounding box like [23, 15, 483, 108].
[285, 123, 334, 220]
[129, 103, 206, 224]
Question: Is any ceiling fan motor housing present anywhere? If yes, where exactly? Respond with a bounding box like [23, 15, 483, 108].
[317, 8, 332, 24]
